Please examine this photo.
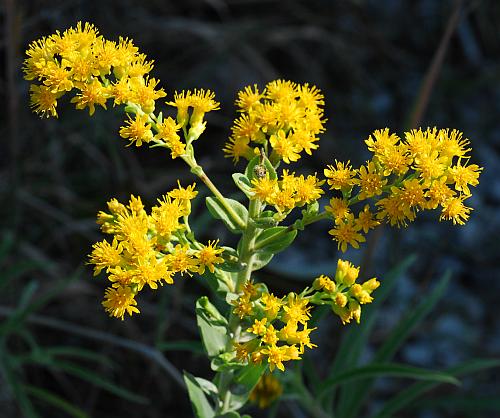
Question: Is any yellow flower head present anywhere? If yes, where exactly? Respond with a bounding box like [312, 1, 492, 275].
[119, 113, 153, 146]
[196, 240, 224, 274]
[102, 285, 139, 320]
[329, 214, 366, 252]
[324, 160, 356, 190]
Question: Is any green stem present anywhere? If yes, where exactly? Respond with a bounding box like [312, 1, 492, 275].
[187, 161, 247, 232]
[215, 199, 262, 414]
[235, 198, 261, 292]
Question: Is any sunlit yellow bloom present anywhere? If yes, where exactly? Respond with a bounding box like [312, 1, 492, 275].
[150, 195, 184, 239]
[329, 215, 366, 252]
[438, 128, 471, 160]
[248, 318, 268, 336]
[365, 128, 399, 156]
[313, 275, 336, 293]
[448, 160, 482, 196]
[324, 160, 356, 190]
[89, 238, 123, 275]
[270, 131, 301, 164]
[70, 78, 109, 115]
[354, 161, 387, 200]
[413, 150, 447, 185]
[325, 197, 351, 222]
[196, 240, 224, 274]
[223, 136, 254, 163]
[29, 84, 62, 118]
[251, 176, 278, 201]
[282, 294, 311, 325]
[261, 293, 282, 320]
[425, 177, 455, 209]
[167, 244, 199, 275]
[297, 83, 324, 108]
[376, 192, 415, 227]
[265, 79, 297, 102]
[236, 84, 263, 112]
[398, 178, 426, 211]
[355, 205, 379, 233]
[127, 77, 166, 113]
[119, 113, 153, 146]
[440, 196, 472, 225]
[336, 259, 360, 286]
[102, 285, 139, 320]
[132, 253, 171, 290]
[291, 174, 325, 206]
[378, 143, 411, 177]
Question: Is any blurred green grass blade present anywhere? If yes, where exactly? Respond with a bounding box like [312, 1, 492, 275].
[157, 340, 205, 354]
[43, 346, 115, 367]
[0, 361, 39, 418]
[373, 359, 500, 418]
[417, 395, 500, 411]
[324, 255, 416, 412]
[318, 363, 459, 398]
[329, 255, 417, 377]
[23, 384, 89, 418]
[49, 361, 149, 404]
[375, 271, 450, 363]
[337, 271, 451, 418]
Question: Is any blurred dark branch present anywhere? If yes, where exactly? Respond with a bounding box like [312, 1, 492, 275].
[0, 306, 186, 390]
[408, 0, 464, 128]
[361, 0, 465, 279]
[5, 0, 21, 231]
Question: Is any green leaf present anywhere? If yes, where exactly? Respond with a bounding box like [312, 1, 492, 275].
[235, 363, 267, 390]
[232, 173, 254, 198]
[318, 363, 459, 398]
[196, 297, 229, 358]
[254, 227, 297, 254]
[373, 359, 500, 418]
[219, 247, 245, 273]
[184, 372, 215, 418]
[24, 385, 89, 418]
[245, 155, 277, 181]
[206, 197, 248, 234]
[252, 251, 274, 270]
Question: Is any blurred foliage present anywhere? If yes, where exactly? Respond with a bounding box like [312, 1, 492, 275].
[1, 0, 499, 417]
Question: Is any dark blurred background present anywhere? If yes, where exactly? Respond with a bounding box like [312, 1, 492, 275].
[1, 0, 499, 417]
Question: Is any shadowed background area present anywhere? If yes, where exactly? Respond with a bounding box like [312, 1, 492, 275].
[1, 0, 499, 417]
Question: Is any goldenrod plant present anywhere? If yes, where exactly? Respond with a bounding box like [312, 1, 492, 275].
[24, 22, 485, 417]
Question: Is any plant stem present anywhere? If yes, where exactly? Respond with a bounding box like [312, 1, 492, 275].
[215, 199, 262, 414]
[187, 161, 247, 232]
[235, 198, 261, 292]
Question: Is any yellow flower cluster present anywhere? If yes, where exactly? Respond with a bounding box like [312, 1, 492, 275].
[223, 81, 326, 164]
[23, 22, 220, 160]
[24, 22, 164, 117]
[312, 259, 379, 324]
[324, 128, 482, 251]
[232, 282, 316, 372]
[249, 372, 283, 409]
[250, 170, 324, 214]
[88, 183, 224, 319]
